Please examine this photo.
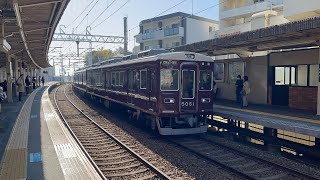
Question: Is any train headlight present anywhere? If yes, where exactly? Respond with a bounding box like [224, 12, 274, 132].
[201, 98, 210, 103]
[164, 98, 175, 103]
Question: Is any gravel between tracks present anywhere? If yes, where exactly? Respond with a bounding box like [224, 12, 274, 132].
[52, 84, 245, 180]
[203, 133, 320, 179]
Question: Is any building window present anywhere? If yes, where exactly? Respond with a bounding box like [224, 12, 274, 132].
[309, 64, 318, 87]
[253, 0, 264, 3]
[297, 65, 308, 86]
[159, 40, 163, 48]
[209, 26, 213, 32]
[172, 42, 180, 47]
[158, 21, 163, 30]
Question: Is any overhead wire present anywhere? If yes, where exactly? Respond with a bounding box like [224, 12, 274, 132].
[66, 0, 96, 28]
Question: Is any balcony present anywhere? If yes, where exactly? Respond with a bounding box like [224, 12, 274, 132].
[220, 0, 283, 20]
[135, 27, 184, 43]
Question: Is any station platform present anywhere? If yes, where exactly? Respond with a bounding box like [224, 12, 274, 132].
[212, 99, 320, 138]
[0, 83, 101, 179]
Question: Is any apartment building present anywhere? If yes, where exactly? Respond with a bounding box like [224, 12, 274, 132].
[134, 12, 219, 52]
[213, 0, 320, 38]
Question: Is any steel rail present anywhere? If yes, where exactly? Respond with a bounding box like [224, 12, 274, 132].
[167, 138, 256, 180]
[169, 136, 319, 180]
[201, 136, 320, 180]
[53, 85, 107, 180]
[56, 84, 171, 180]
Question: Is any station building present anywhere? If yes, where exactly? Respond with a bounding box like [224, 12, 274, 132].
[207, 0, 320, 113]
[134, 12, 219, 53]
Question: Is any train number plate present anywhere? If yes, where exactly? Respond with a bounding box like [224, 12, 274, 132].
[181, 102, 195, 106]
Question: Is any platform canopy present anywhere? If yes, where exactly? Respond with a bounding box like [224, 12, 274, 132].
[0, 0, 70, 68]
[174, 17, 320, 57]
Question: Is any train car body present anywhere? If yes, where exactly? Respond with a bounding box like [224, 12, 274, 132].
[74, 51, 214, 135]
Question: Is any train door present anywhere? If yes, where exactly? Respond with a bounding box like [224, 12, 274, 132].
[127, 70, 134, 105]
[180, 63, 198, 112]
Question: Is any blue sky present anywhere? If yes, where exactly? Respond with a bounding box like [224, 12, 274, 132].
[50, 0, 219, 55]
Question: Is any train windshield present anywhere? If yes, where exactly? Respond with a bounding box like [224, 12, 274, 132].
[200, 71, 213, 90]
[160, 69, 179, 91]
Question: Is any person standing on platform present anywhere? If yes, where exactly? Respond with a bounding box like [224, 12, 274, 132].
[25, 75, 31, 94]
[38, 76, 41, 86]
[242, 76, 251, 107]
[32, 76, 36, 89]
[0, 80, 7, 93]
[16, 74, 24, 101]
[235, 75, 243, 103]
[41, 76, 45, 86]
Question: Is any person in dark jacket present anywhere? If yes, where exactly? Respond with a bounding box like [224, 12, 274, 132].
[32, 77, 36, 89]
[41, 76, 45, 86]
[25, 75, 31, 94]
[235, 75, 243, 103]
[0, 80, 7, 93]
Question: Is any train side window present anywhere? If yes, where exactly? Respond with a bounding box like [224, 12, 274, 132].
[115, 72, 120, 86]
[128, 71, 134, 90]
[140, 70, 147, 89]
[200, 70, 213, 91]
[120, 72, 124, 86]
[111, 72, 116, 86]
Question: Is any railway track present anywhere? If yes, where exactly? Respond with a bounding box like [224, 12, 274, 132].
[53, 85, 171, 180]
[169, 136, 319, 180]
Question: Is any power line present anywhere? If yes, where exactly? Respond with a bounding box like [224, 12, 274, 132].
[66, 0, 96, 28]
[92, 0, 131, 30]
[89, 0, 118, 28]
[74, 0, 100, 32]
[60, 0, 101, 53]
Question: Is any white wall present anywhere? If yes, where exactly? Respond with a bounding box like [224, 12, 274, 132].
[186, 18, 218, 44]
[284, 0, 320, 21]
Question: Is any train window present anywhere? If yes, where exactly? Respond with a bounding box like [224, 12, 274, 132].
[111, 72, 116, 86]
[116, 72, 120, 86]
[128, 71, 134, 90]
[182, 70, 195, 99]
[140, 70, 147, 89]
[160, 69, 179, 91]
[120, 72, 124, 86]
[200, 71, 212, 91]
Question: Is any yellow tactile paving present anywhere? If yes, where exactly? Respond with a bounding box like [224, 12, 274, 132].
[213, 104, 320, 125]
[0, 88, 41, 180]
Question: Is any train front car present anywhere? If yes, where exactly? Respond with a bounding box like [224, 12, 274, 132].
[156, 52, 214, 135]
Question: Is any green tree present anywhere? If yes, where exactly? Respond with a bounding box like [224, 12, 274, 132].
[85, 48, 114, 65]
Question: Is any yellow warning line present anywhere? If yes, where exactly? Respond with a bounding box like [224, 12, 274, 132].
[213, 104, 320, 125]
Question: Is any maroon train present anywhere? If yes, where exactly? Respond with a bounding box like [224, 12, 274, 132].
[73, 50, 215, 135]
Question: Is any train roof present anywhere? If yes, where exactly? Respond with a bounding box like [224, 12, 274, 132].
[76, 52, 213, 72]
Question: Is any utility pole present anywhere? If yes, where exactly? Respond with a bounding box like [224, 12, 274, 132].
[60, 54, 64, 82]
[124, 17, 128, 54]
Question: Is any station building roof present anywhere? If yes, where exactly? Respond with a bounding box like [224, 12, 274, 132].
[0, 0, 70, 68]
[174, 17, 320, 57]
